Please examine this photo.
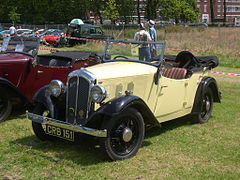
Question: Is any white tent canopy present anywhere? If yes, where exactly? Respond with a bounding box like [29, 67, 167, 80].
[70, 19, 84, 25]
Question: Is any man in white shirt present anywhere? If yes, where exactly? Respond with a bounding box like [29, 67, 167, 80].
[9, 25, 16, 36]
[134, 23, 152, 61]
[0, 25, 16, 51]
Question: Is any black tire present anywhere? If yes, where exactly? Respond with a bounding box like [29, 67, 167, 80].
[0, 93, 12, 122]
[32, 104, 55, 141]
[101, 108, 145, 160]
[194, 87, 213, 123]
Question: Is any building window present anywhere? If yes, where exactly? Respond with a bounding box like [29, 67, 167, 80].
[204, 5, 207, 12]
[218, 5, 222, 12]
[226, 5, 240, 12]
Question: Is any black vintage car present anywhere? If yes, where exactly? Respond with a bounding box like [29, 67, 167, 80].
[67, 23, 113, 46]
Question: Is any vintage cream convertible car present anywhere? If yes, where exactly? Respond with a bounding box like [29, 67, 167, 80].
[27, 40, 221, 160]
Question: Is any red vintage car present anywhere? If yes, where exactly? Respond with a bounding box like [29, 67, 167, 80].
[40, 29, 64, 45]
[0, 36, 101, 122]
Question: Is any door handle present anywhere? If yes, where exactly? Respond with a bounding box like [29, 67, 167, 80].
[37, 70, 43, 74]
[161, 85, 168, 88]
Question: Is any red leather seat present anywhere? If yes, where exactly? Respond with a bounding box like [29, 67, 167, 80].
[163, 67, 187, 79]
[163, 61, 180, 67]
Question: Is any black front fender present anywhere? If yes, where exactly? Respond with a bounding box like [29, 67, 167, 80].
[32, 85, 56, 118]
[95, 95, 160, 127]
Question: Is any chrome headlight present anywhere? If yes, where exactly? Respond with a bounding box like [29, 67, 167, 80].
[49, 80, 64, 97]
[91, 85, 106, 103]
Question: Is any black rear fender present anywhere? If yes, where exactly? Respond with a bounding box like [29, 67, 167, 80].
[192, 76, 221, 114]
[0, 77, 29, 104]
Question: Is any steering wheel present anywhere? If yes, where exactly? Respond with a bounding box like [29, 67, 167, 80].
[113, 56, 129, 60]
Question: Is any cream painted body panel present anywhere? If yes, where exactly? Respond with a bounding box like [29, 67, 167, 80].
[86, 61, 208, 123]
[155, 71, 207, 122]
[87, 62, 159, 111]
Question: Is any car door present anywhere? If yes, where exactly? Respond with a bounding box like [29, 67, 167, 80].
[89, 27, 105, 39]
[154, 76, 189, 122]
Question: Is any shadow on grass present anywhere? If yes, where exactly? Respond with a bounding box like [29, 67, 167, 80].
[5, 106, 29, 121]
[11, 134, 110, 165]
[145, 115, 194, 139]
[10, 115, 194, 165]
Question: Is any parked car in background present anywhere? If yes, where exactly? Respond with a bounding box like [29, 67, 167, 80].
[0, 36, 102, 122]
[40, 29, 63, 36]
[40, 29, 64, 45]
[34, 29, 45, 35]
[27, 40, 221, 160]
[16, 29, 34, 35]
[0, 30, 10, 40]
[67, 23, 113, 46]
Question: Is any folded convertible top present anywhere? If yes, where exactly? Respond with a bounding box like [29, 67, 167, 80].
[164, 51, 219, 69]
[38, 51, 102, 61]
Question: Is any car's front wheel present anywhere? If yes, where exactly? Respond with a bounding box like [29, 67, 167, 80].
[101, 108, 145, 160]
[194, 87, 213, 123]
[0, 92, 12, 122]
[32, 104, 55, 141]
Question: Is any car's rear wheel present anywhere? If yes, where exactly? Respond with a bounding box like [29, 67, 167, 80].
[0, 92, 12, 122]
[32, 104, 55, 141]
[194, 87, 213, 123]
[101, 108, 145, 160]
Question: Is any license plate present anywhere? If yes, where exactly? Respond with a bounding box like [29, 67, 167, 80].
[45, 124, 74, 141]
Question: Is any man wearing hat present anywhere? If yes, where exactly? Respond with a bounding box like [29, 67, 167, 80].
[134, 23, 152, 61]
[148, 20, 157, 41]
[148, 20, 157, 57]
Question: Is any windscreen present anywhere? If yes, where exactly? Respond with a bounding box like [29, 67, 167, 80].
[1, 36, 40, 57]
[103, 40, 165, 66]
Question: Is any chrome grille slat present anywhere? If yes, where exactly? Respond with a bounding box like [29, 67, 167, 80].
[66, 76, 78, 124]
[76, 77, 91, 124]
[66, 68, 96, 125]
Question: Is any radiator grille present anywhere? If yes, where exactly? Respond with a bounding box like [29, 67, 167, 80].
[66, 76, 91, 124]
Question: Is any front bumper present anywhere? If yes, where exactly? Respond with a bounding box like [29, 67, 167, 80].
[26, 111, 107, 138]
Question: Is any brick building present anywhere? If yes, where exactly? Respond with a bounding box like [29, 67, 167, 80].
[197, 0, 240, 24]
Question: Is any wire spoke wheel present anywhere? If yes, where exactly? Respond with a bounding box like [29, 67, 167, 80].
[102, 108, 145, 160]
[110, 118, 138, 156]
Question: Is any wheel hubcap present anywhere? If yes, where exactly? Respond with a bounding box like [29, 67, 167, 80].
[122, 127, 133, 142]
[205, 99, 211, 112]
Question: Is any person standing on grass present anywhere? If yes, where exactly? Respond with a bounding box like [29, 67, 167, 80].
[9, 24, 16, 36]
[134, 23, 152, 61]
[0, 24, 16, 51]
[148, 20, 157, 57]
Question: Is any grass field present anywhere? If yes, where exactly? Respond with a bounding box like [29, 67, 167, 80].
[0, 27, 240, 179]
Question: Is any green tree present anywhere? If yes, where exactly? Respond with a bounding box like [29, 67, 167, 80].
[145, 0, 160, 20]
[103, 0, 119, 24]
[160, 0, 199, 23]
[136, 0, 141, 24]
[117, 0, 134, 24]
[89, 0, 106, 24]
[8, 7, 21, 24]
